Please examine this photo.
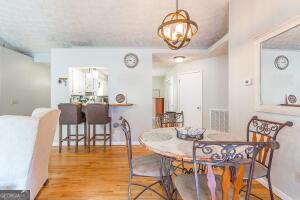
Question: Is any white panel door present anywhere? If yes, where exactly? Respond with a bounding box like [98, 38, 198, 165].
[178, 71, 202, 127]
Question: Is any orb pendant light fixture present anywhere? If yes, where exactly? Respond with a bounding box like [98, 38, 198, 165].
[158, 0, 198, 50]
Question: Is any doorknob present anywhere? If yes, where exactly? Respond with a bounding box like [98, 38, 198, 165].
[197, 107, 200, 110]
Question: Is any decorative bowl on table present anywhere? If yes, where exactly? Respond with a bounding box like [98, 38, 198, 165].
[175, 127, 206, 141]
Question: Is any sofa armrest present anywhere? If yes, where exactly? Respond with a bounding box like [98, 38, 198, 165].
[0, 116, 39, 183]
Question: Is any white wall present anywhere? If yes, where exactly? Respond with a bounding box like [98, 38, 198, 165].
[229, 0, 300, 199]
[165, 55, 228, 128]
[0, 46, 50, 115]
[152, 76, 165, 98]
[261, 49, 300, 105]
[51, 48, 152, 144]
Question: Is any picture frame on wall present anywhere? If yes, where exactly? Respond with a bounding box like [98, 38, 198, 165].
[114, 92, 127, 104]
[152, 89, 160, 98]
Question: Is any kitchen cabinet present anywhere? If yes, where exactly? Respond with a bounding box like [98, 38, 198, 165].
[70, 68, 108, 96]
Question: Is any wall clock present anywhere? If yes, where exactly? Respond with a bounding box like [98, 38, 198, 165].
[124, 53, 139, 68]
[274, 55, 289, 70]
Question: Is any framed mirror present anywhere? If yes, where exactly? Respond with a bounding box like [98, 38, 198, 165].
[255, 17, 300, 116]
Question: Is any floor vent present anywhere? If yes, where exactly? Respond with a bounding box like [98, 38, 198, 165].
[210, 109, 229, 132]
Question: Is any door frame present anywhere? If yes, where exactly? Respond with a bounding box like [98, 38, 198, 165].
[164, 77, 175, 112]
[177, 70, 203, 127]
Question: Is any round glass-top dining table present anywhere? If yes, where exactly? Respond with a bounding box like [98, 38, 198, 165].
[139, 128, 246, 162]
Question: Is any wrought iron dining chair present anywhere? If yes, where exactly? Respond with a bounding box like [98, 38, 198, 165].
[243, 116, 293, 200]
[157, 111, 185, 174]
[118, 117, 174, 200]
[159, 111, 184, 128]
[174, 141, 273, 200]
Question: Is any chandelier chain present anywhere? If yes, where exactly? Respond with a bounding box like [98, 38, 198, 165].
[176, 0, 178, 11]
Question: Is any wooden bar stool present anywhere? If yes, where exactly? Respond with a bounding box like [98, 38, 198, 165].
[58, 103, 86, 153]
[85, 104, 112, 152]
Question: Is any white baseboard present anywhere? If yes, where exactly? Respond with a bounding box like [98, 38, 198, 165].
[257, 178, 293, 200]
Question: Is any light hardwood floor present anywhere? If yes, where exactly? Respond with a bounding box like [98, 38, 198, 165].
[36, 146, 280, 200]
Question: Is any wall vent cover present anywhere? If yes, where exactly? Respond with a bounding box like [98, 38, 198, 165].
[210, 109, 228, 132]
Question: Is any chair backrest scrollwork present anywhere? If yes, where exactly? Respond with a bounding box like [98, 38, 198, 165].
[192, 141, 273, 200]
[158, 111, 184, 128]
[246, 116, 292, 167]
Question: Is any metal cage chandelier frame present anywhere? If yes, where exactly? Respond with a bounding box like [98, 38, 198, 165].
[158, 0, 198, 50]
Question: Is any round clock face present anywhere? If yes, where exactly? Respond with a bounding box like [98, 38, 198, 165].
[274, 55, 289, 70]
[124, 53, 138, 68]
[115, 94, 126, 103]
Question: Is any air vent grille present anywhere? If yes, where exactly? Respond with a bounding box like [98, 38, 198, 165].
[210, 109, 228, 132]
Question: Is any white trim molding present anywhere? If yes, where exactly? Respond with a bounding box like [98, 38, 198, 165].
[208, 33, 228, 53]
[254, 16, 300, 116]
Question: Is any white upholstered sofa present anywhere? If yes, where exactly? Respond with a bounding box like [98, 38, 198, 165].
[0, 108, 60, 199]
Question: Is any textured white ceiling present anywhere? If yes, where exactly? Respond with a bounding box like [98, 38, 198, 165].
[263, 25, 300, 50]
[0, 0, 228, 54]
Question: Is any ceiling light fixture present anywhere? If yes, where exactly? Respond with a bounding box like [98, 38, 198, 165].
[173, 56, 186, 63]
[158, 0, 198, 50]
